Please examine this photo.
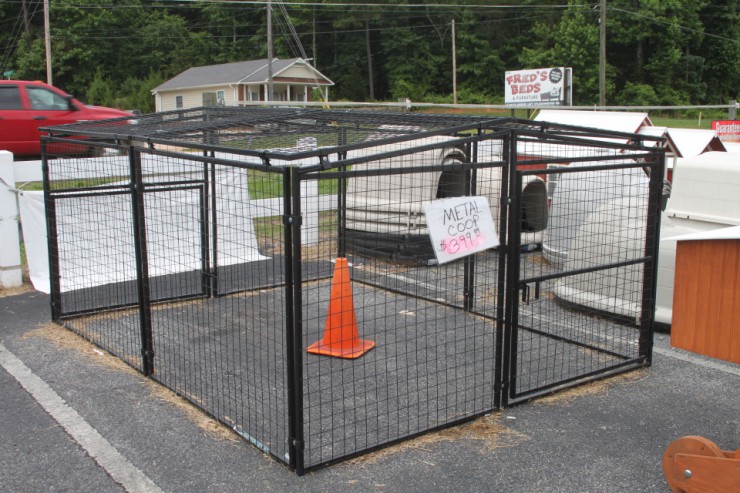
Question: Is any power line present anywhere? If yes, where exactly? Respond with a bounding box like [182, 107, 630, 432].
[610, 7, 740, 44]
[1, 0, 43, 73]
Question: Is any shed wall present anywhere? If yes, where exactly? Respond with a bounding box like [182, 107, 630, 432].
[671, 239, 740, 364]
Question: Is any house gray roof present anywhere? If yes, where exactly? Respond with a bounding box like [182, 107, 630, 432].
[153, 58, 333, 92]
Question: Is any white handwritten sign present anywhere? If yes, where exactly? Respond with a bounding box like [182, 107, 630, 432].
[424, 196, 499, 264]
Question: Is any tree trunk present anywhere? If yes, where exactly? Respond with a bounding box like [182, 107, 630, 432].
[636, 41, 644, 82]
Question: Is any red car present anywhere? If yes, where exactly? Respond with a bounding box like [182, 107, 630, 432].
[0, 80, 132, 158]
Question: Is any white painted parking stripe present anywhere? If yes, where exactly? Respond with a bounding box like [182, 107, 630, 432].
[0, 343, 163, 493]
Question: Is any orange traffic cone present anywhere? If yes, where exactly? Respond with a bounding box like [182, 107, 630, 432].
[307, 258, 375, 359]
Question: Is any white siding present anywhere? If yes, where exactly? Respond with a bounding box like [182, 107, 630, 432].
[280, 65, 319, 80]
[157, 85, 235, 111]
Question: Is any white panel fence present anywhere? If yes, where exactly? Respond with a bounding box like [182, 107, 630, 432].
[0, 151, 333, 290]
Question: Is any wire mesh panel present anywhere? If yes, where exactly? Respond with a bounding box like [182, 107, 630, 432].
[44, 141, 144, 370]
[46, 143, 293, 464]
[507, 140, 663, 403]
[298, 138, 504, 469]
[41, 108, 665, 474]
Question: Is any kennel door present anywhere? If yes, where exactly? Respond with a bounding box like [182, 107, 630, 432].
[505, 164, 657, 404]
[141, 184, 211, 302]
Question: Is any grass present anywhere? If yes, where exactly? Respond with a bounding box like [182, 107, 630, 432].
[650, 117, 713, 130]
[19, 169, 336, 201]
[248, 169, 338, 200]
[419, 107, 532, 119]
[19, 177, 126, 192]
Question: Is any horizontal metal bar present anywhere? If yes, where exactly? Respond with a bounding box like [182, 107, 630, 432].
[57, 292, 209, 319]
[302, 406, 498, 472]
[516, 153, 658, 175]
[142, 183, 204, 193]
[305, 159, 504, 181]
[520, 256, 651, 285]
[516, 322, 635, 360]
[510, 119, 666, 145]
[48, 188, 131, 199]
[509, 359, 647, 403]
[517, 156, 662, 173]
[235, 100, 737, 111]
[324, 133, 501, 169]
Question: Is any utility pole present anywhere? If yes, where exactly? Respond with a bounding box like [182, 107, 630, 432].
[452, 19, 457, 105]
[312, 7, 317, 65]
[599, 0, 606, 107]
[267, 0, 274, 101]
[21, 0, 31, 33]
[366, 19, 374, 100]
[44, 0, 52, 85]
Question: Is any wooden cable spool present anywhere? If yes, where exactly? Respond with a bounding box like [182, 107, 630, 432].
[663, 436, 740, 493]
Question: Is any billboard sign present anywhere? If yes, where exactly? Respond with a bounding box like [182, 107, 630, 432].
[504, 67, 571, 106]
[712, 120, 740, 142]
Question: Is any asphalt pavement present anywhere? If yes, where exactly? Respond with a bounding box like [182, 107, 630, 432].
[1, 289, 738, 492]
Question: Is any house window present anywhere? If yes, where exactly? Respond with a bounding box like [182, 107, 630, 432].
[217, 90, 225, 106]
[202, 92, 217, 106]
[251, 92, 259, 101]
[175, 96, 183, 109]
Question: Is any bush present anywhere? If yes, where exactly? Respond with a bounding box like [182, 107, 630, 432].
[614, 82, 659, 106]
[389, 79, 428, 103]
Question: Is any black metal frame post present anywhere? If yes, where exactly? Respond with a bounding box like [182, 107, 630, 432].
[200, 152, 213, 298]
[130, 146, 155, 376]
[283, 167, 305, 474]
[209, 154, 219, 296]
[336, 127, 348, 257]
[639, 153, 665, 365]
[41, 139, 62, 322]
[493, 132, 511, 409]
[501, 134, 522, 407]
[462, 141, 477, 312]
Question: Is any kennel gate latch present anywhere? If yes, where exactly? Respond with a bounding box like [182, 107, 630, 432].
[521, 282, 541, 304]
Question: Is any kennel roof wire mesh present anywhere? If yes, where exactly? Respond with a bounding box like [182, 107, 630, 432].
[41, 107, 666, 169]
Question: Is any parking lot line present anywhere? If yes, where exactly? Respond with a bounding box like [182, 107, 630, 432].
[0, 343, 163, 493]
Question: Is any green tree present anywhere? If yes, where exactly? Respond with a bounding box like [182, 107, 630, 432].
[519, 0, 606, 104]
[138, 11, 216, 76]
[455, 10, 505, 97]
[87, 69, 115, 107]
[698, 0, 740, 103]
[2, 0, 737, 109]
[609, 0, 708, 104]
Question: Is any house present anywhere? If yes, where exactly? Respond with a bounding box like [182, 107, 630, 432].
[151, 58, 334, 112]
